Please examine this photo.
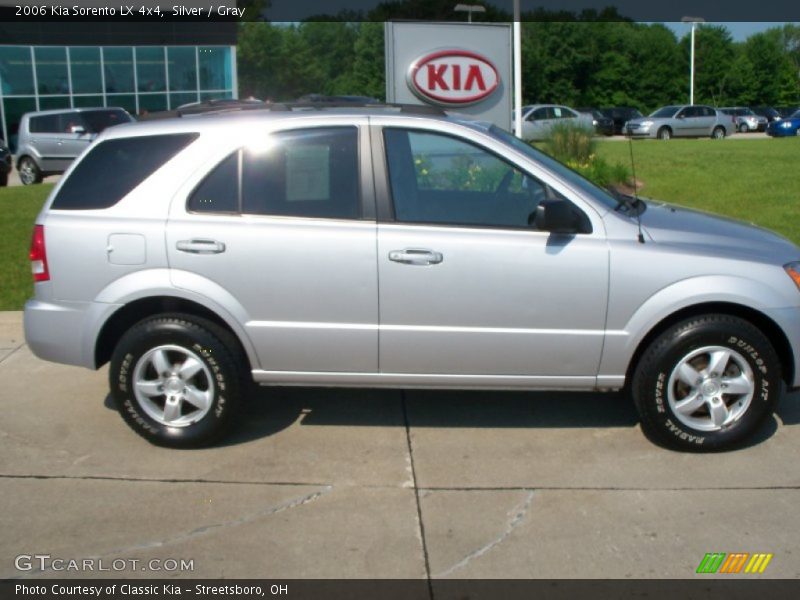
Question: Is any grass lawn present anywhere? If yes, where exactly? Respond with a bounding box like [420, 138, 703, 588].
[0, 138, 798, 311]
[0, 184, 52, 310]
[595, 137, 800, 244]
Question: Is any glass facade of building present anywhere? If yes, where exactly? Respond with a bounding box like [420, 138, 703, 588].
[0, 45, 236, 151]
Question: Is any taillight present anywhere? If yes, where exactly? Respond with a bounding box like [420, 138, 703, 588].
[29, 224, 49, 282]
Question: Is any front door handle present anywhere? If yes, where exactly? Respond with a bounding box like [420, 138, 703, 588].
[176, 239, 226, 254]
[388, 248, 443, 266]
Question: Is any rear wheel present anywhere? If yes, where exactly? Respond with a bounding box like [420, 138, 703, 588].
[110, 314, 244, 448]
[738, 123, 749, 133]
[712, 126, 726, 139]
[632, 315, 780, 452]
[657, 127, 671, 140]
[18, 157, 42, 185]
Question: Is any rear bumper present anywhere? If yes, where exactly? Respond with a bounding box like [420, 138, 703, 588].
[24, 298, 121, 369]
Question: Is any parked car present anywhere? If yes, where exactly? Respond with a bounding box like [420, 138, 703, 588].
[624, 105, 733, 140]
[515, 104, 594, 141]
[0, 138, 11, 186]
[576, 107, 615, 136]
[23, 102, 800, 452]
[751, 106, 782, 124]
[15, 107, 134, 185]
[600, 107, 643, 135]
[718, 107, 767, 133]
[766, 109, 800, 137]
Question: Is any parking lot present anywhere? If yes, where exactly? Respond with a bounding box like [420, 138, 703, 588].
[1, 310, 799, 581]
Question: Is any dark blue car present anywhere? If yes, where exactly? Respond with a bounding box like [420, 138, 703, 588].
[767, 110, 800, 137]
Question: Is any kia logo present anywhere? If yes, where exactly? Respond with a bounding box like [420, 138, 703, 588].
[407, 49, 500, 106]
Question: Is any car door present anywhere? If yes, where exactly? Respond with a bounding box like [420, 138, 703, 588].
[374, 124, 609, 383]
[167, 122, 379, 374]
[672, 107, 696, 137]
[26, 114, 62, 172]
[695, 106, 716, 136]
[523, 107, 555, 141]
[57, 113, 93, 163]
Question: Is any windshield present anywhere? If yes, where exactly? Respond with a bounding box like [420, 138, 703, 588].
[80, 109, 132, 133]
[792, 110, 800, 119]
[649, 106, 680, 118]
[482, 124, 619, 211]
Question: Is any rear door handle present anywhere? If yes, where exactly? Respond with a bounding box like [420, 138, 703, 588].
[176, 239, 226, 254]
[388, 248, 443, 266]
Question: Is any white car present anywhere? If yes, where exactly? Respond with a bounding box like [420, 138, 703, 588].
[514, 104, 595, 141]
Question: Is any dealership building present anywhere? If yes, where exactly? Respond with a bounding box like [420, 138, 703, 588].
[0, 23, 238, 151]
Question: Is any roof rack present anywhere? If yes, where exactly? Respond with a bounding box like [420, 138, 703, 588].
[137, 99, 448, 121]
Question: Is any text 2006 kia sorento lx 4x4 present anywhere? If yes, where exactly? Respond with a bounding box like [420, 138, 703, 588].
[23, 102, 800, 451]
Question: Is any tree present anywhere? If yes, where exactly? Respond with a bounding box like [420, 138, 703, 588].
[680, 25, 737, 106]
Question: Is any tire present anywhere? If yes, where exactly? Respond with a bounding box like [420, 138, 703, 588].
[738, 123, 749, 133]
[631, 314, 780, 452]
[657, 127, 671, 140]
[0, 171, 7, 187]
[712, 126, 726, 140]
[18, 156, 42, 185]
[110, 314, 244, 448]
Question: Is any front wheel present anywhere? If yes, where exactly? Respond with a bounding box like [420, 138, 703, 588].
[739, 123, 749, 133]
[712, 126, 726, 139]
[110, 314, 244, 448]
[631, 315, 780, 452]
[18, 157, 42, 185]
[657, 127, 671, 140]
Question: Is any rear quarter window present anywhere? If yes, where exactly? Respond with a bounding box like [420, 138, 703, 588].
[51, 133, 198, 210]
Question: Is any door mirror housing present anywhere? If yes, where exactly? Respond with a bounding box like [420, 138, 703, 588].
[532, 199, 591, 234]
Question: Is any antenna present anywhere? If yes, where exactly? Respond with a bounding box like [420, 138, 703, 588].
[628, 137, 645, 244]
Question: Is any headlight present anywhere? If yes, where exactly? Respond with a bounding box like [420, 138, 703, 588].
[781, 121, 792, 128]
[640, 120, 654, 129]
[784, 262, 800, 290]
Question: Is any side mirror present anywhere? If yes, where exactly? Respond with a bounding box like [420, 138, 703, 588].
[676, 114, 685, 120]
[69, 125, 86, 134]
[532, 199, 591, 234]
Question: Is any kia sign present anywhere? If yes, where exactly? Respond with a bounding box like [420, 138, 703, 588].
[407, 49, 500, 106]
[386, 22, 512, 131]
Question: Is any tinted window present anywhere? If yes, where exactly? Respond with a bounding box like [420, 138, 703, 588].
[530, 107, 551, 120]
[384, 128, 556, 228]
[81, 109, 132, 133]
[650, 106, 680, 118]
[187, 152, 239, 213]
[29, 114, 60, 133]
[242, 127, 359, 219]
[52, 133, 197, 210]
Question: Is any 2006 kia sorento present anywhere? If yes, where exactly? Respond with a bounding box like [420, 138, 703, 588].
[23, 102, 800, 451]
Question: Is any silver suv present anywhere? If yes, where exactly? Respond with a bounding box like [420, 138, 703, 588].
[15, 107, 133, 185]
[23, 103, 800, 451]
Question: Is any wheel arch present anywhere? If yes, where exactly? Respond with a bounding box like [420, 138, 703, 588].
[624, 301, 794, 388]
[94, 295, 255, 374]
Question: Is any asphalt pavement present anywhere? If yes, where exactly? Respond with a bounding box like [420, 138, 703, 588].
[2, 311, 799, 582]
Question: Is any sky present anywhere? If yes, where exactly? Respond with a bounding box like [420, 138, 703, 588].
[663, 22, 792, 41]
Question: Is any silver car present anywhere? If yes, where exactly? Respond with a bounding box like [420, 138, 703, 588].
[15, 107, 133, 185]
[719, 107, 768, 133]
[515, 104, 594, 141]
[625, 105, 734, 140]
[23, 104, 800, 452]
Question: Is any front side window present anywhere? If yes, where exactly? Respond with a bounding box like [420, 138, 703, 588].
[383, 128, 557, 229]
[188, 127, 360, 220]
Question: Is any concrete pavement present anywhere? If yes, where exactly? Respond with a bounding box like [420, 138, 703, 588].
[1, 310, 799, 581]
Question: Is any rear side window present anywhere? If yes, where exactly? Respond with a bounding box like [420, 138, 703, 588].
[188, 127, 360, 220]
[51, 133, 198, 210]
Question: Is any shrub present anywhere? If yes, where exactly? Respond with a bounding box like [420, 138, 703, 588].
[539, 122, 631, 190]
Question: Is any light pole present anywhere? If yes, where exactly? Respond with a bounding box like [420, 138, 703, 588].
[454, 3, 486, 23]
[681, 16, 705, 105]
[513, 0, 522, 138]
